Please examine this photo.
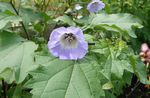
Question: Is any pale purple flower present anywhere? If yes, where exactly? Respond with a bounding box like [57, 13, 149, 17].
[87, 0, 105, 13]
[48, 27, 88, 60]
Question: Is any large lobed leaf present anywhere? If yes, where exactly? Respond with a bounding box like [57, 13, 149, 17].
[25, 57, 103, 98]
[90, 13, 143, 38]
[0, 31, 38, 83]
[79, 13, 142, 38]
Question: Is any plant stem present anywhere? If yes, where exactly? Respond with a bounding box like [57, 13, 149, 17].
[2, 79, 6, 98]
[45, 0, 51, 11]
[120, 0, 124, 12]
[126, 81, 140, 97]
[88, 43, 95, 45]
[10, 0, 30, 40]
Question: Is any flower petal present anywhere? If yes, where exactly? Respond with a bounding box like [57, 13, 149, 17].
[92, 0, 101, 3]
[59, 41, 88, 60]
[67, 27, 85, 41]
[87, 0, 105, 13]
[49, 27, 68, 48]
[49, 27, 67, 40]
[48, 43, 61, 57]
[70, 41, 88, 59]
[59, 49, 72, 59]
[98, 1, 105, 9]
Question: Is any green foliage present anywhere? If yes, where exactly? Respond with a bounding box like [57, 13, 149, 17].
[7, 84, 32, 98]
[0, 0, 149, 98]
[129, 56, 150, 84]
[104, 0, 150, 48]
[78, 13, 142, 39]
[55, 15, 76, 26]
[0, 31, 38, 83]
[25, 55, 104, 98]
[0, 12, 21, 29]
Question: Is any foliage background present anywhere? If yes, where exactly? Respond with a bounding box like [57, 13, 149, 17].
[0, 0, 150, 98]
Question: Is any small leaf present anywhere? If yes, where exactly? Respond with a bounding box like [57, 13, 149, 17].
[102, 81, 113, 90]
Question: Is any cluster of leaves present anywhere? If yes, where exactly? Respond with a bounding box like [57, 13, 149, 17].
[104, 0, 150, 51]
[0, 0, 149, 98]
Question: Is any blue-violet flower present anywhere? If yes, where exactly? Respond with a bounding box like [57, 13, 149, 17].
[48, 27, 88, 60]
[87, 0, 105, 13]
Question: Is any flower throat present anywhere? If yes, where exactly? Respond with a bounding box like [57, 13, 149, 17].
[60, 33, 78, 49]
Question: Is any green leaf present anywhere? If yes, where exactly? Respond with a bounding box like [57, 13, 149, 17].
[129, 56, 150, 84]
[55, 15, 76, 26]
[20, 8, 43, 23]
[111, 60, 133, 79]
[101, 57, 133, 80]
[102, 81, 113, 90]
[7, 84, 32, 98]
[105, 91, 116, 98]
[0, 31, 38, 83]
[92, 40, 133, 80]
[25, 57, 103, 98]
[90, 13, 143, 38]
[0, 12, 21, 29]
[84, 34, 94, 42]
[0, 2, 15, 12]
[0, 68, 15, 84]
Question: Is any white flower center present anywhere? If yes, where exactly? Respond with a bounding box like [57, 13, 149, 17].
[60, 33, 78, 49]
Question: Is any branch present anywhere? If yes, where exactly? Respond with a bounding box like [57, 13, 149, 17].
[126, 81, 140, 97]
[10, 0, 30, 40]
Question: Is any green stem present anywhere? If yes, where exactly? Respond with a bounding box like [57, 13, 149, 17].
[120, 0, 124, 12]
